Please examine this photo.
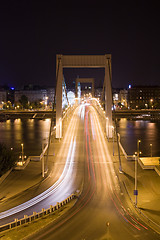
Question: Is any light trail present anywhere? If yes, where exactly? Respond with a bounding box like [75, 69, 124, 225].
[0, 137, 76, 220]
[0, 107, 79, 220]
[89, 105, 148, 231]
[39, 105, 97, 234]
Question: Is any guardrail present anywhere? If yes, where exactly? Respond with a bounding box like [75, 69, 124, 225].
[117, 133, 135, 161]
[0, 193, 76, 233]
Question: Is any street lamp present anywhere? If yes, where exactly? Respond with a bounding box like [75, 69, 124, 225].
[21, 143, 24, 162]
[150, 143, 152, 157]
[112, 126, 114, 156]
[134, 139, 141, 206]
[150, 99, 153, 109]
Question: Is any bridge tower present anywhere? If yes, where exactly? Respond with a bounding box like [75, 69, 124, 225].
[55, 54, 112, 139]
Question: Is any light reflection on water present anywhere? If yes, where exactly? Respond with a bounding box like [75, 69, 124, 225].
[0, 119, 51, 156]
[0, 118, 160, 158]
[117, 119, 160, 157]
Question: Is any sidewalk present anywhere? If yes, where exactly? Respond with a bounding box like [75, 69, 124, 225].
[107, 138, 160, 230]
[0, 139, 60, 206]
[96, 107, 160, 231]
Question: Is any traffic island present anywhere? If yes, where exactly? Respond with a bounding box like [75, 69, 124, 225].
[138, 157, 160, 176]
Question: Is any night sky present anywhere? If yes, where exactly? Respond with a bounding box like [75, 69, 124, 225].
[0, 1, 160, 89]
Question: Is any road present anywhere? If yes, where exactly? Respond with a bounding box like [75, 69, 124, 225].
[0, 106, 82, 225]
[27, 103, 160, 240]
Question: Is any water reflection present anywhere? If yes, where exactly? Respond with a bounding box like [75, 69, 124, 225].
[0, 117, 159, 158]
[118, 119, 160, 157]
[0, 119, 50, 156]
[13, 118, 22, 142]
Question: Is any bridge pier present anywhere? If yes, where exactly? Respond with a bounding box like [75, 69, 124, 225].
[56, 55, 63, 139]
[105, 55, 112, 138]
[55, 54, 112, 139]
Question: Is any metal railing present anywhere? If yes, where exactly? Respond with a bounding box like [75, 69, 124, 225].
[0, 193, 76, 233]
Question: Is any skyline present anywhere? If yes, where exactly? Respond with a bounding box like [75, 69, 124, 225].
[0, 2, 160, 89]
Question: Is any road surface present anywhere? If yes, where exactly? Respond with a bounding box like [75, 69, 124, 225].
[28, 104, 160, 240]
[0, 106, 82, 225]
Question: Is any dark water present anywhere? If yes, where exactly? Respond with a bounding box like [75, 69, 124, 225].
[0, 118, 160, 158]
[117, 119, 160, 157]
[0, 119, 50, 157]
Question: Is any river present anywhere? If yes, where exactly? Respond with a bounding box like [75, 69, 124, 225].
[0, 118, 51, 157]
[117, 118, 160, 157]
[0, 118, 160, 158]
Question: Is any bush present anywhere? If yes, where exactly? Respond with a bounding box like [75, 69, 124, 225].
[0, 143, 16, 177]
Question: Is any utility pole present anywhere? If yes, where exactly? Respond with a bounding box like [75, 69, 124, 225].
[150, 143, 152, 157]
[134, 139, 141, 206]
[21, 143, 24, 162]
[42, 141, 45, 178]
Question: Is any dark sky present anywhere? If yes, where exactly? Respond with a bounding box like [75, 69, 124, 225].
[0, 1, 160, 89]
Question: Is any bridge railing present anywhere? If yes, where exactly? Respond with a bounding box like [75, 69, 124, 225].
[0, 193, 76, 233]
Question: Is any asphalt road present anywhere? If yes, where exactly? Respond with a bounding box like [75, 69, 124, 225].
[0, 106, 82, 225]
[27, 104, 160, 240]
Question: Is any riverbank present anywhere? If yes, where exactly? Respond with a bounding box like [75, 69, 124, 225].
[1, 109, 160, 121]
[0, 110, 55, 120]
[114, 109, 160, 121]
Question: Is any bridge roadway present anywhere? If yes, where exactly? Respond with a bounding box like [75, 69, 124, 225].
[26, 104, 159, 240]
[0, 105, 81, 225]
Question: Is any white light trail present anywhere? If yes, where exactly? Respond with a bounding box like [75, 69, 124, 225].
[0, 108, 79, 220]
[90, 106, 119, 191]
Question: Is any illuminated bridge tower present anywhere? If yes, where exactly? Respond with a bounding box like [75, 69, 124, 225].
[56, 54, 112, 139]
[77, 82, 81, 100]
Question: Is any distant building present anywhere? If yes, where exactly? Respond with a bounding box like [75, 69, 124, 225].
[0, 91, 7, 109]
[47, 88, 55, 105]
[112, 88, 119, 106]
[95, 88, 103, 98]
[15, 86, 55, 107]
[119, 89, 128, 107]
[62, 81, 67, 108]
[77, 82, 81, 99]
[128, 86, 160, 109]
[15, 89, 48, 103]
[6, 88, 15, 104]
[67, 91, 75, 105]
[0, 86, 15, 108]
[0, 90, 7, 103]
[113, 88, 128, 109]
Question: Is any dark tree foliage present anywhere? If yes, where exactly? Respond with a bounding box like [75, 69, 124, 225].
[19, 95, 29, 109]
[0, 143, 16, 176]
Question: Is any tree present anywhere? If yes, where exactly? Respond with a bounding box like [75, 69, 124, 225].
[19, 95, 29, 109]
[31, 100, 42, 109]
[0, 143, 16, 176]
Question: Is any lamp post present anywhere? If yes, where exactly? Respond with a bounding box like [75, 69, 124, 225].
[42, 141, 45, 178]
[134, 139, 141, 206]
[150, 99, 153, 109]
[112, 126, 114, 156]
[150, 143, 152, 157]
[21, 143, 24, 162]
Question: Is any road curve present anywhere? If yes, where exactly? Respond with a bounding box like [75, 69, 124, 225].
[27, 103, 160, 240]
